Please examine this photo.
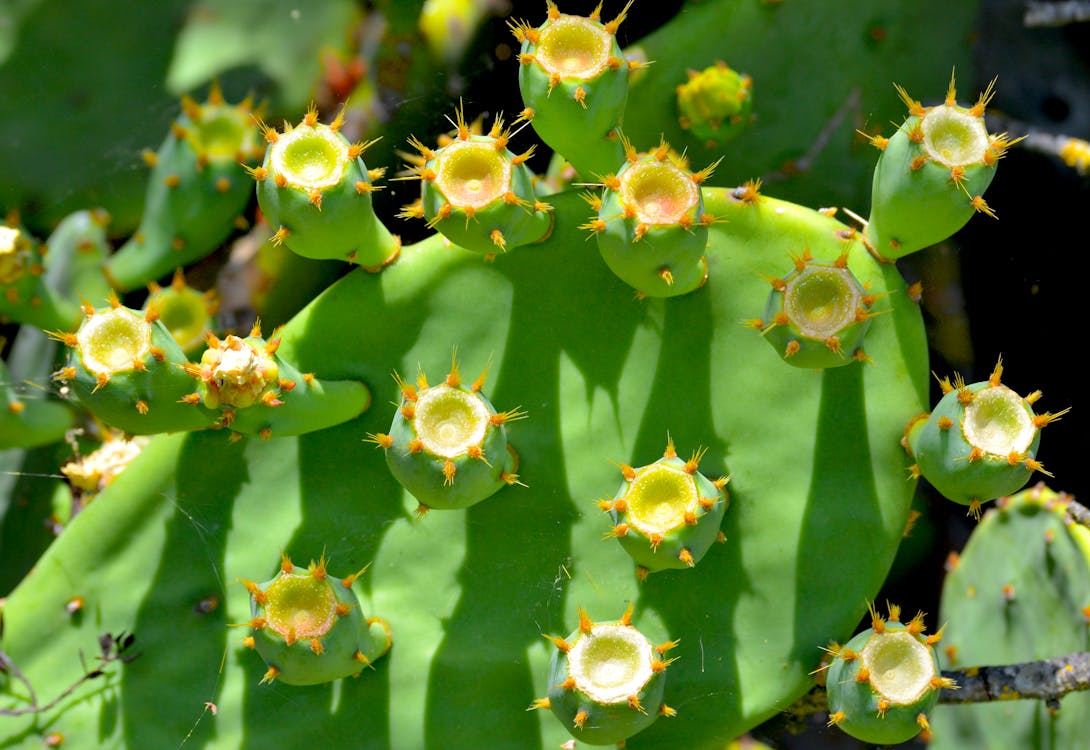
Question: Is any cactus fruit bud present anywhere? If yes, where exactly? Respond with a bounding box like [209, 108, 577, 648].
[676, 61, 754, 148]
[144, 270, 217, 353]
[592, 140, 715, 298]
[512, 3, 631, 176]
[905, 360, 1065, 516]
[105, 88, 263, 291]
[255, 110, 400, 269]
[188, 323, 371, 438]
[758, 252, 875, 368]
[369, 358, 523, 512]
[242, 555, 391, 685]
[53, 303, 218, 434]
[825, 603, 947, 745]
[407, 110, 552, 254]
[533, 606, 675, 745]
[602, 439, 728, 574]
[61, 432, 149, 495]
[864, 76, 1014, 260]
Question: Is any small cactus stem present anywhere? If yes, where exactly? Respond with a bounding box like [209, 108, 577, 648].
[905, 364, 1057, 510]
[243, 557, 391, 686]
[864, 77, 1003, 260]
[376, 360, 524, 510]
[189, 330, 369, 438]
[142, 269, 216, 354]
[254, 111, 399, 269]
[594, 141, 713, 298]
[514, 4, 630, 177]
[0, 225, 81, 331]
[544, 607, 672, 745]
[758, 247, 875, 369]
[675, 60, 755, 149]
[604, 443, 729, 574]
[411, 112, 552, 254]
[105, 89, 263, 291]
[825, 613, 944, 745]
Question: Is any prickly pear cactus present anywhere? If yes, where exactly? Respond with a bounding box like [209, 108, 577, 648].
[931, 485, 1090, 749]
[1, 1, 1001, 749]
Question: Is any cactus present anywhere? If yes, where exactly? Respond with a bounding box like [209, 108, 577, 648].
[239, 553, 391, 685]
[533, 604, 677, 746]
[824, 602, 952, 745]
[931, 485, 1090, 748]
[904, 359, 1068, 517]
[3, 2, 1078, 749]
[675, 61, 754, 149]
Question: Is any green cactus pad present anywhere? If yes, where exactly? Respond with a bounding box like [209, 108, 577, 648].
[408, 115, 552, 255]
[41, 208, 112, 307]
[254, 110, 400, 269]
[590, 141, 715, 298]
[369, 359, 522, 512]
[675, 61, 754, 148]
[185, 325, 371, 439]
[513, 3, 631, 177]
[905, 360, 1065, 515]
[0, 356, 73, 450]
[825, 604, 947, 745]
[105, 86, 263, 291]
[864, 78, 1013, 260]
[54, 303, 218, 434]
[758, 249, 876, 368]
[601, 439, 728, 576]
[537, 606, 675, 746]
[241, 554, 392, 686]
[931, 485, 1090, 749]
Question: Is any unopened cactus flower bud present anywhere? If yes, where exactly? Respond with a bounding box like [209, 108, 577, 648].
[676, 61, 754, 148]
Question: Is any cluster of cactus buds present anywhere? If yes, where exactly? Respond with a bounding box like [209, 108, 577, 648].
[511, 1, 637, 176]
[863, 74, 1018, 260]
[105, 84, 263, 291]
[583, 137, 719, 298]
[239, 554, 392, 685]
[675, 60, 754, 148]
[824, 602, 951, 745]
[600, 437, 728, 578]
[252, 105, 399, 270]
[367, 355, 523, 514]
[904, 359, 1067, 517]
[398, 108, 552, 255]
[61, 432, 149, 496]
[532, 604, 677, 746]
[755, 248, 878, 368]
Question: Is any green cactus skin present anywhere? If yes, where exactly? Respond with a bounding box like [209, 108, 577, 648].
[0, 224, 81, 332]
[533, 605, 677, 746]
[756, 248, 877, 369]
[904, 360, 1066, 517]
[105, 85, 263, 291]
[825, 603, 950, 745]
[367, 358, 522, 513]
[52, 301, 219, 435]
[0, 356, 72, 450]
[182, 323, 371, 439]
[401, 112, 552, 255]
[601, 438, 728, 577]
[863, 76, 1015, 260]
[932, 485, 1090, 749]
[586, 139, 717, 298]
[253, 108, 400, 270]
[143, 269, 217, 354]
[511, 2, 634, 177]
[240, 553, 392, 686]
[675, 61, 754, 149]
[41, 208, 112, 307]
